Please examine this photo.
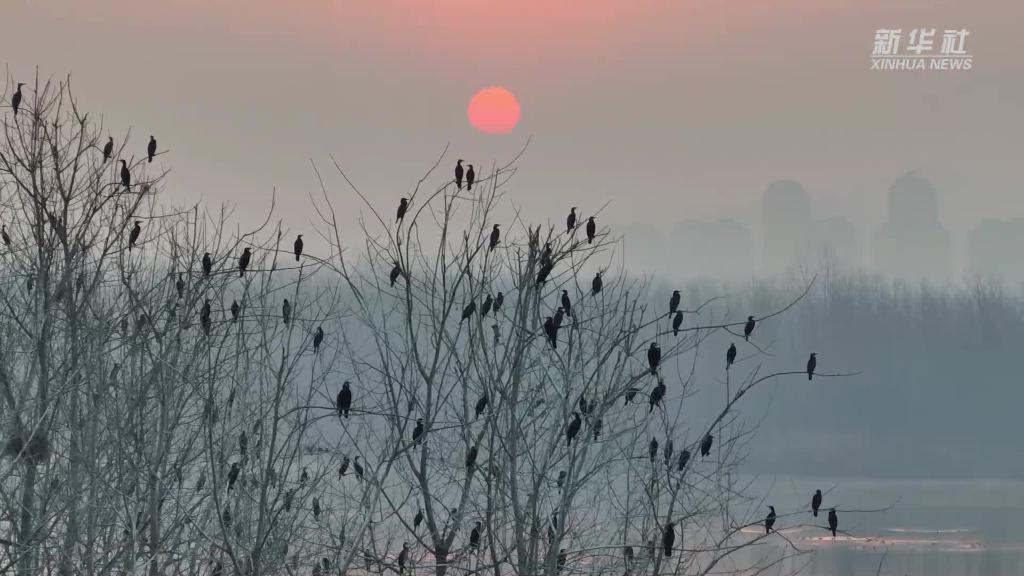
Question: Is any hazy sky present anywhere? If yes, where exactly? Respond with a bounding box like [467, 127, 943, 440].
[4, 0, 1021, 267]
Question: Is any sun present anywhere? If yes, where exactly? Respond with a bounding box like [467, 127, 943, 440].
[467, 86, 520, 134]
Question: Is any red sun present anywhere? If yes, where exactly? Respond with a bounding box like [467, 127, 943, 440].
[467, 87, 520, 134]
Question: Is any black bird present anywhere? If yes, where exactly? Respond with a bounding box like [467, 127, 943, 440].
[11, 83, 25, 115]
[541, 242, 553, 267]
[294, 235, 304, 261]
[536, 261, 553, 285]
[222, 507, 232, 527]
[700, 434, 713, 458]
[726, 343, 737, 369]
[102, 136, 114, 162]
[493, 292, 504, 311]
[396, 197, 409, 223]
[677, 449, 690, 471]
[647, 342, 661, 375]
[200, 299, 212, 336]
[412, 419, 424, 445]
[202, 252, 213, 277]
[230, 300, 240, 321]
[624, 546, 634, 568]
[543, 317, 558, 349]
[284, 489, 294, 511]
[147, 136, 157, 163]
[313, 326, 324, 352]
[337, 381, 352, 418]
[566, 207, 577, 233]
[398, 542, 409, 574]
[481, 294, 493, 317]
[565, 412, 582, 446]
[577, 393, 590, 416]
[827, 508, 838, 537]
[282, 299, 291, 326]
[561, 290, 572, 318]
[119, 160, 131, 190]
[663, 522, 675, 557]
[556, 470, 567, 488]
[353, 456, 364, 480]
[553, 307, 565, 330]
[489, 224, 500, 251]
[239, 431, 248, 457]
[672, 311, 683, 336]
[301, 468, 309, 485]
[744, 316, 756, 341]
[1, 225, 9, 247]
[469, 522, 482, 549]
[766, 506, 777, 534]
[625, 387, 640, 405]
[648, 437, 658, 462]
[227, 462, 240, 490]
[586, 216, 596, 243]
[128, 221, 142, 250]
[455, 159, 464, 190]
[466, 164, 475, 190]
[669, 290, 681, 314]
[648, 382, 666, 413]
[312, 498, 321, 520]
[238, 247, 252, 277]
[557, 549, 567, 573]
[664, 439, 674, 467]
[474, 393, 488, 418]
[465, 445, 478, 469]
[591, 271, 603, 295]
[807, 353, 817, 380]
[461, 299, 476, 321]
[339, 456, 349, 477]
[413, 509, 424, 530]
[592, 417, 602, 440]
[390, 262, 402, 287]
[812, 489, 823, 517]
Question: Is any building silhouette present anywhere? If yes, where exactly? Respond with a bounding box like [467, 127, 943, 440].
[871, 172, 951, 282]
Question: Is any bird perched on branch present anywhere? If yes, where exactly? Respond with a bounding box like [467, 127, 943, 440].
[313, 326, 324, 352]
[543, 317, 558, 349]
[669, 290, 681, 315]
[294, 235, 303, 261]
[102, 136, 113, 162]
[677, 449, 690, 471]
[461, 299, 476, 321]
[469, 522, 482, 550]
[147, 136, 157, 163]
[812, 489, 823, 517]
[828, 508, 838, 537]
[648, 437, 658, 462]
[726, 343, 737, 369]
[282, 299, 291, 326]
[412, 419, 424, 446]
[648, 381, 665, 413]
[202, 252, 213, 277]
[647, 342, 661, 375]
[396, 198, 409, 223]
[230, 300, 240, 321]
[565, 412, 581, 446]
[455, 159, 464, 190]
[586, 216, 596, 243]
[466, 164, 475, 190]
[566, 207, 577, 233]
[700, 434, 713, 458]
[175, 274, 185, 299]
[663, 522, 675, 557]
[493, 292, 504, 312]
[11, 83, 25, 115]
[807, 353, 817, 380]
[489, 224, 500, 251]
[591, 272, 603, 295]
[765, 506, 776, 534]
[744, 316, 756, 341]
[119, 160, 131, 190]
[200, 299, 212, 336]
[390, 262, 402, 287]
[475, 393, 489, 418]
[481, 294, 493, 317]
[238, 248, 251, 277]
[672, 311, 683, 336]
[128, 221, 142, 250]
[337, 381, 352, 418]
[465, 445, 478, 470]
[398, 543, 409, 574]
[561, 290, 573, 319]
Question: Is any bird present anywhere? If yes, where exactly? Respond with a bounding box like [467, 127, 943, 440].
[147, 136, 157, 163]
[489, 224, 500, 251]
[238, 248, 252, 277]
[200, 299, 212, 336]
[230, 300, 240, 321]
[469, 522, 482, 549]
[455, 159, 464, 190]
[648, 382, 666, 414]
[700, 434, 713, 458]
[744, 316, 756, 341]
[543, 317, 558, 349]
[413, 509, 424, 530]
[561, 290, 573, 318]
[175, 274, 185, 299]
[284, 490, 294, 511]
[592, 417, 602, 440]
[353, 456, 364, 480]
[301, 468, 309, 484]
[624, 546, 634, 568]
[647, 342, 661, 375]
[202, 252, 213, 277]
[465, 445, 478, 470]
[398, 542, 409, 574]
[812, 489, 823, 517]
[222, 507, 232, 527]
[238, 431, 248, 457]
[282, 299, 291, 326]
[591, 271, 603, 295]
[540, 242, 553, 267]
[536, 261, 553, 286]
[669, 290, 681, 315]
[566, 207, 577, 233]
[807, 353, 817, 380]
[474, 393, 489, 418]
[119, 160, 131, 190]
[648, 437, 659, 462]
[556, 470, 567, 488]
[461, 299, 476, 321]
[493, 292, 504, 311]
[102, 136, 114, 162]
[577, 393, 590, 416]
[313, 326, 324, 352]
[294, 235, 304, 261]
[466, 164, 475, 190]
[227, 462, 240, 490]
[481, 294, 493, 317]
[827, 508, 838, 537]
[1, 224, 9, 247]
[396, 198, 409, 223]
[726, 343, 737, 369]
[677, 449, 690, 471]
[312, 498, 321, 521]
[339, 456, 349, 477]
[672, 311, 683, 337]
[11, 83, 25, 115]
[586, 216, 596, 243]
[664, 439, 674, 467]
[411, 419, 424, 445]
[766, 506, 777, 534]
[565, 412, 582, 446]
[390, 262, 402, 287]
[128, 221, 142, 250]
[337, 381, 352, 418]
[553, 307, 565, 331]
[663, 522, 675, 557]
